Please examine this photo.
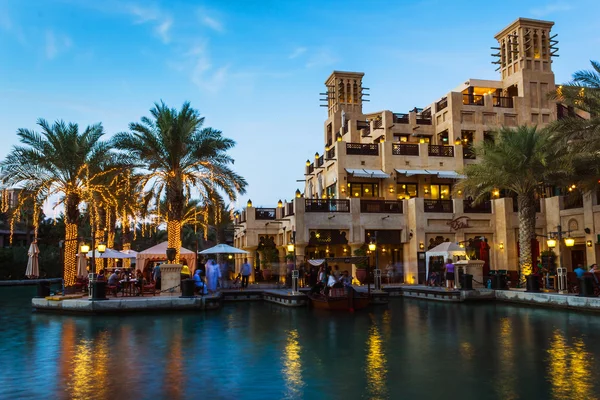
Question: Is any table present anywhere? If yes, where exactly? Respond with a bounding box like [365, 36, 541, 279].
[120, 279, 139, 297]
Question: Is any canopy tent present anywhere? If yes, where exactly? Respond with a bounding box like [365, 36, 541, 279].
[136, 241, 196, 272]
[425, 242, 466, 278]
[308, 256, 369, 266]
[86, 248, 131, 259]
[25, 242, 40, 279]
[199, 243, 248, 255]
[119, 249, 138, 259]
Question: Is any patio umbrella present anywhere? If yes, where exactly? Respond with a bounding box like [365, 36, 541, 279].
[86, 248, 131, 259]
[199, 243, 248, 255]
[77, 253, 88, 278]
[25, 242, 40, 279]
[120, 249, 138, 259]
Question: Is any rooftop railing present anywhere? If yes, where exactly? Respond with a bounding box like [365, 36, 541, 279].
[436, 98, 448, 112]
[428, 145, 454, 157]
[393, 113, 409, 124]
[463, 199, 492, 213]
[285, 202, 294, 216]
[392, 143, 419, 156]
[463, 94, 484, 106]
[305, 199, 350, 213]
[360, 200, 403, 213]
[346, 143, 379, 156]
[563, 195, 583, 210]
[373, 119, 383, 129]
[424, 199, 453, 213]
[307, 163, 314, 174]
[326, 146, 335, 159]
[316, 155, 324, 167]
[416, 117, 432, 125]
[493, 96, 513, 108]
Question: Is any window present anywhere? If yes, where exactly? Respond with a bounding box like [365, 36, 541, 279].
[349, 182, 378, 198]
[438, 130, 449, 145]
[326, 183, 337, 199]
[430, 184, 451, 200]
[396, 183, 417, 199]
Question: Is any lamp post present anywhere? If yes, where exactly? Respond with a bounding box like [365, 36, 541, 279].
[288, 231, 298, 294]
[368, 239, 377, 295]
[80, 236, 106, 300]
[546, 225, 574, 294]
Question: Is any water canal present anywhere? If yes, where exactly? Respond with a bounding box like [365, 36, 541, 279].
[1, 286, 600, 399]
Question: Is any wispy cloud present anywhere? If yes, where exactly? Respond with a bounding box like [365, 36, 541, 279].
[128, 4, 173, 43]
[185, 43, 229, 93]
[0, 9, 27, 44]
[288, 47, 307, 59]
[530, 2, 571, 17]
[197, 8, 224, 32]
[305, 49, 338, 69]
[45, 30, 72, 60]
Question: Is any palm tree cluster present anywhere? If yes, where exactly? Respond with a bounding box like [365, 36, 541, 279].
[457, 60, 600, 284]
[0, 102, 246, 286]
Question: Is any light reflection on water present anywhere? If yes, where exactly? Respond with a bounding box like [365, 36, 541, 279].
[2, 287, 600, 399]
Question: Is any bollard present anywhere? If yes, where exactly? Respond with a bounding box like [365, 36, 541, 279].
[180, 279, 196, 298]
[36, 281, 51, 298]
[373, 269, 382, 291]
[526, 274, 540, 292]
[579, 276, 596, 298]
[460, 274, 473, 290]
[291, 270, 299, 294]
[90, 281, 108, 301]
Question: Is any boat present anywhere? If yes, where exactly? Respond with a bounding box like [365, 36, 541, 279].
[307, 288, 370, 311]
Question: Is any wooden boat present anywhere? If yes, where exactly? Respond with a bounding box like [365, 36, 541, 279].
[308, 288, 370, 311]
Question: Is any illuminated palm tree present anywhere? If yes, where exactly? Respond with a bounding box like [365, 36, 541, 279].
[456, 126, 568, 285]
[0, 119, 111, 286]
[112, 101, 247, 262]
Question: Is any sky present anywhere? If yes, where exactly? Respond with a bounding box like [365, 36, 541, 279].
[0, 0, 599, 213]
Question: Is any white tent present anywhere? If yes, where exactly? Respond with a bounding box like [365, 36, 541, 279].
[425, 242, 466, 279]
[120, 249, 138, 259]
[86, 248, 130, 259]
[199, 243, 248, 254]
[136, 241, 196, 272]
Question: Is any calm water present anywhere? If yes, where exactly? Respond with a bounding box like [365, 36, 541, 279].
[1, 287, 600, 400]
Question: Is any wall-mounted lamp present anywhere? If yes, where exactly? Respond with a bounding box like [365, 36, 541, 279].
[287, 243, 295, 252]
[306, 159, 310, 167]
[564, 237, 575, 247]
[547, 238, 557, 248]
[419, 242, 425, 250]
[277, 199, 283, 208]
[587, 240, 593, 247]
[247, 199, 253, 208]
[228, 254, 233, 259]
[498, 242, 504, 250]
[336, 133, 342, 142]
[295, 189, 301, 198]
[454, 137, 462, 145]
[315, 152, 319, 159]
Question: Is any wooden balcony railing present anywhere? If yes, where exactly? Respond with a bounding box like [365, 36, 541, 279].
[493, 96, 513, 108]
[357, 120, 370, 134]
[360, 200, 403, 213]
[373, 119, 383, 129]
[393, 113, 409, 124]
[463, 94, 484, 106]
[285, 202, 294, 216]
[326, 146, 335, 159]
[255, 208, 276, 220]
[424, 199, 453, 213]
[307, 163, 314, 174]
[428, 145, 454, 157]
[239, 210, 246, 223]
[392, 143, 419, 156]
[416, 117, 432, 125]
[346, 143, 379, 156]
[305, 199, 350, 213]
[316, 155, 324, 167]
[463, 199, 491, 213]
[436, 98, 448, 112]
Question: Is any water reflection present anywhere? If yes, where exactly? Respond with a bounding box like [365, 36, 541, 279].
[495, 317, 517, 400]
[547, 329, 594, 400]
[365, 323, 387, 399]
[282, 329, 304, 399]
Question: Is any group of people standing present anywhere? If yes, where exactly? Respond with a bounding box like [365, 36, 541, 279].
[310, 264, 353, 295]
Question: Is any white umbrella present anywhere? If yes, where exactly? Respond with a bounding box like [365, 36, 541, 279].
[120, 249, 138, 259]
[77, 253, 88, 278]
[86, 248, 130, 259]
[25, 242, 40, 279]
[199, 243, 248, 254]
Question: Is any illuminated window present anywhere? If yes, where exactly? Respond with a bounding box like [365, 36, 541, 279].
[430, 184, 452, 200]
[349, 183, 378, 198]
[396, 183, 417, 199]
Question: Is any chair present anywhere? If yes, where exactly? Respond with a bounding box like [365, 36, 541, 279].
[506, 271, 519, 288]
[567, 272, 579, 294]
[142, 282, 156, 296]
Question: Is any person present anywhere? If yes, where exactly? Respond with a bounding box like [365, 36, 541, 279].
[153, 262, 161, 290]
[108, 269, 121, 292]
[445, 258, 455, 289]
[318, 266, 326, 285]
[385, 262, 395, 284]
[181, 261, 191, 280]
[135, 269, 144, 295]
[97, 269, 106, 281]
[327, 270, 337, 288]
[340, 270, 352, 288]
[219, 261, 229, 289]
[307, 264, 318, 287]
[206, 259, 221, 293]
[333, 265, 341, 280]
[193, 268, 207, 294]
[574, 264, 586, 278]
[589, 264, 598, 273]
[240, 258, 251, 289]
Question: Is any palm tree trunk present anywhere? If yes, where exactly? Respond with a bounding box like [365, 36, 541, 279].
[517, 194, 537, 285]
[121, 214, 132, 268]
[64, 193, 80, 287]
[167, 178, 184, 263]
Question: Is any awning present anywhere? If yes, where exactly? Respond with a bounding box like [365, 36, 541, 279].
[395, 169, 465, 179]
[346, 168, 390, 179]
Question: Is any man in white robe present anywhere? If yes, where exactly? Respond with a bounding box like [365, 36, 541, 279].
[206, 260, 221, 292]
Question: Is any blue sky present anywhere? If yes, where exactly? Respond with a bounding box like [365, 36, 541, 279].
[1, 0, 599, 213]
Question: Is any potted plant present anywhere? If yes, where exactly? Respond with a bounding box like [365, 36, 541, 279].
[260, 247, 278, 281]
[354, 246, 368, 284]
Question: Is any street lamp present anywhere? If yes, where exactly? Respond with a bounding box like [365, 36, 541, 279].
[288, 232, 298, 294]
[546, 225, 574, 293]
[368, 238, 381, 293]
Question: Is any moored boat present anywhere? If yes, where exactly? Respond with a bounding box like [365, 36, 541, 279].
[307, 289, 370, 311]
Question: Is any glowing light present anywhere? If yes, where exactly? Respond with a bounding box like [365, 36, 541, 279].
[368, 242, 376, 251]
[547, 238, 557, 248]
[167, 220, 182, 263]
[64, 223, 78, 286]
[564, 237, 575, 247]
[287, 243, 295, 252]
[247, 199, 252, 208]
[80, 244, 90, 253]
[282, 330, 304, 397]
[277, 199, 283, 208]
[295, 189, 301, 198]
[365, 325, 388, 398]
[498, 242, 504, 250]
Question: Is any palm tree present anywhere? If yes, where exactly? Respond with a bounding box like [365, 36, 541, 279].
[455, 126, 567, 285]
[0, 119, 111, 286]
[548, 60, 600, 190]
[112, 101, 247, 262]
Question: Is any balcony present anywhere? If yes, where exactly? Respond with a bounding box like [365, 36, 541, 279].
[428, 145, 454, 157]
[393, 113, 409, 124]
[239, 210, 246, 223]
[255, 208, 276, 220]
[326, 146, 335, 159]
[436, 98, 448, 112]
[563, 195, 583, 210]
[346, 143, 379, 156]
[373, 119, 383, 129]
[307, 163, 314, 174]
[357, 120, 370, 135]
[392, 143, 419, 156]
[285, 202, 294, 216]
[462, 94, 484, 106]
[305, 199, 350, 213]
[424, 199, 453, 213]
[316, 155, 324, 167]
[416, 117, 432, 125]
[360, 200, 403, 213]
[464, 199, 491, 213]
[493, 96, 513, 108]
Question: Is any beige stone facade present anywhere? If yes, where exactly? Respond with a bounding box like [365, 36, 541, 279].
[233, 18, 600, 283]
